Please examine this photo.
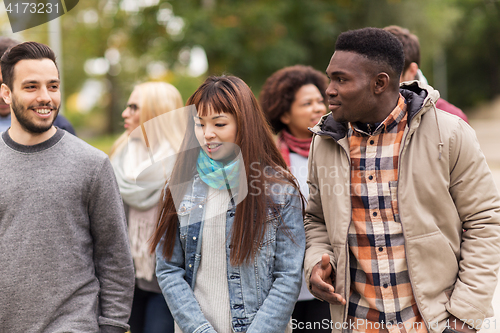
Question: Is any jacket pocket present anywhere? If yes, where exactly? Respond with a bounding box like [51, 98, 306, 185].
[177, 198, 194, 216]
[177, 197, 195, 241]
[406, 231, 458, 321]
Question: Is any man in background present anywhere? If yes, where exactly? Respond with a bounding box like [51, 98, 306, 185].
[0, 36, 76, 134]
[384, 25, 469, 123]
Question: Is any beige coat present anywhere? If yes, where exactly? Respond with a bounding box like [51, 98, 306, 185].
[304, 81, 500, 332]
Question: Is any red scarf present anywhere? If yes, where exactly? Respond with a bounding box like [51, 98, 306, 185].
[277, 130, 312, 166]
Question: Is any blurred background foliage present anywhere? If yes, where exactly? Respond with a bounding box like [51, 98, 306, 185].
[1, 0, 499, 152]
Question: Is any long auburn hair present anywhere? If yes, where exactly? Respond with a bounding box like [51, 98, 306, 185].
[150, 75, 301, 265]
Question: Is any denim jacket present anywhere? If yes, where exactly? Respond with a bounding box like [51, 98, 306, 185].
[156, 174, 305, 333]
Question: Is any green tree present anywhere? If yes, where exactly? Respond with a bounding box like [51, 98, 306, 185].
[58, 0, 468, 136]
[446, 0, 500, 108]
[152, 0, 462, 93]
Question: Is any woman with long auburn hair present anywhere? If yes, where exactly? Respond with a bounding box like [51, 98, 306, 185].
[150, 75, 305, 333]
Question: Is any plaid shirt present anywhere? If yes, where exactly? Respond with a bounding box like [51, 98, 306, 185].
[346, 95, 426, 333]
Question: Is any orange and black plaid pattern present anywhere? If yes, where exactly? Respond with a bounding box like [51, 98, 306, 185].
[346, 95, 426, 333]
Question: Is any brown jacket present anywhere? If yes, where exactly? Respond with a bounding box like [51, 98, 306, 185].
[304, 81, 500, 332]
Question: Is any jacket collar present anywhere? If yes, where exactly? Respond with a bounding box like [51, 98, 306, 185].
[310, 80, 440, 141]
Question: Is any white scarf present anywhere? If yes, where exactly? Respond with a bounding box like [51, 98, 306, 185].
[111, 138, 177, 281]
[111, 138, 175, 210]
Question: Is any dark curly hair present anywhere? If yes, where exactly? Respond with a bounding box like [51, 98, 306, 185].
[335, 27, 404, 80]
[259, 65, 328, 134]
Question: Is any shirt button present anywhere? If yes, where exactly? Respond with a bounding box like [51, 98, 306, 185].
[193, 236, 197, 240]
[378, 247, 383, 252]
[189, 264, 192, 268]
[370, 140, 375, 145]
[373, 212, 378, 217]
[368, 175, 373, 180]
[383, 283, 389, 288]
[198, 205, 202, 208]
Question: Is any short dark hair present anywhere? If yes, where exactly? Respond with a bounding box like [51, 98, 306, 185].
[259, 65, 328, 134]
[0, 41, 58, 90]
[0, 37, 20, 58]
[384, 25, 420, 73]
[335, 27, 404, 79]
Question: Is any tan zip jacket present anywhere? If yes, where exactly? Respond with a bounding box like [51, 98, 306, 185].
[304, 81, 500, 333]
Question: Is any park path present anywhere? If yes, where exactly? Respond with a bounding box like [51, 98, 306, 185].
[468, 97, 500, 333]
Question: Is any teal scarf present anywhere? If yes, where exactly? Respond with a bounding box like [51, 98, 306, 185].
[196, 149, 240, 190]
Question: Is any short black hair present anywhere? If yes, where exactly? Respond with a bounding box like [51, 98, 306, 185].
[335, 27, 404, 78]
[0, 41, 58, 90]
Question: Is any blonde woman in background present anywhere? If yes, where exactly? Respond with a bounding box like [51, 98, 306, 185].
[110, 82, 186, 333]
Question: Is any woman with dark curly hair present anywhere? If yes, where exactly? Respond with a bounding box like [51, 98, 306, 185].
[260, 65, 331, 333]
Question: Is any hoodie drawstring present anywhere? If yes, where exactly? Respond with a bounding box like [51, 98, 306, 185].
[431, 100, 444, 160]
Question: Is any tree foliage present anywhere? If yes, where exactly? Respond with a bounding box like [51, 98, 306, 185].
[446, 0, 500, 108]
[57, 0, 496, 134]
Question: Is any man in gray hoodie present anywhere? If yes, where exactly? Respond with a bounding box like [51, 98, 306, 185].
[0, 41, 134, 332]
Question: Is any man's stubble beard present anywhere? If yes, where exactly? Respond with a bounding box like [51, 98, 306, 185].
[11, 94, 59, 134]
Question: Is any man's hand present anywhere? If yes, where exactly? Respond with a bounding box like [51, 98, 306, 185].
[310, 253, 346, 305]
